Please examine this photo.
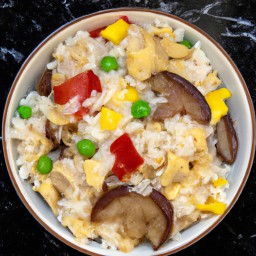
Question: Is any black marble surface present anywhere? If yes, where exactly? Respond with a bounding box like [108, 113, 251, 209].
[0, 0, 256, 255]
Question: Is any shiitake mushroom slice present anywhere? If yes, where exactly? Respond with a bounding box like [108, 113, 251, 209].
[91, 185, 173, 250]
[148, 72, 211, 125]
[216, 114, 238, 164]
[37, 69, 52, 96]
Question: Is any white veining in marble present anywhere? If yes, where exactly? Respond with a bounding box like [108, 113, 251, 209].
[0, 47, 24, 63]
[158, 1, 256, 42]
[61, 0, 75, 19]
[43, 232, 60, 248]
[0, 0, 15, 9]
[180, 1, 254, 27]
[222, 28, 256, 42]
[32, 19, 42, 32]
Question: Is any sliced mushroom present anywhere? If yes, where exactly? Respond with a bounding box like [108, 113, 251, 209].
[48, 159, 76, 198]
[45, 120, 60, 150]
[148, 72, 211, 125]
[37, 69, 52, 96]
[216, 115, 238, 164]
[91, 186, 173, 251]
[50, 171, 73, 197]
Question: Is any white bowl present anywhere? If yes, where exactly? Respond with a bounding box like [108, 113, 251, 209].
[2, 8, 256, 256]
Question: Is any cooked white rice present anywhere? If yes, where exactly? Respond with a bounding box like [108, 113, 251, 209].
[10, 18, 230, 252]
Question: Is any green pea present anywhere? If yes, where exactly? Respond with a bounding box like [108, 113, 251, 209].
[180, 40, 193, 49]
[100, 56, 119, 72]
[131, 100, 151, 119]
[77, 139, 96, 157]
[17, 105, 32, 119]
[36, 155, 53, 174]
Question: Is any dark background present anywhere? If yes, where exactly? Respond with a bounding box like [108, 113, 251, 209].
[0, 0, 256, 255]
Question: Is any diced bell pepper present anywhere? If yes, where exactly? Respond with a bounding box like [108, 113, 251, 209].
[100, 107, 122, 130]
[110, 133, 144, 181]
[205, 88, 232, 125]
[124, 86, 139, 102]
[101, 19, 130, 45]
[213, 177, 228, 187]
[196, 197, 227, 215]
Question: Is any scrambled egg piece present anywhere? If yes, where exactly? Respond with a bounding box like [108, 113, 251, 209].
[18, 127, 53, 162]
[160, 151, 190, 186]
[151, 26, 176, 38]
[48, 107, 70, 125]
[160, 38, 193, 59]
[83, 160, 105, 191]
[34, 179, 60, 215]
[51, 72, 66, 86]
[195, 70, 221, 96]
[186, 128, 208, 153]
[126, 24, 168, 81]
[164, 183, 181, 200]
[62, 216, 95, 239]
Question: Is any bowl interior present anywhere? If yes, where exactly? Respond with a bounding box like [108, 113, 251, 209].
[3, 9, 255, 256]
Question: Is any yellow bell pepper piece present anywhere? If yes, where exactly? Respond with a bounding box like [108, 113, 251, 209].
[100, 107, 122, 130]
[213, 177, 228, 187]
[205, 88, 232, 125]
[101, 19, 130, 45]
[196, 197, 226, 215]
[124, 86, 139, 102]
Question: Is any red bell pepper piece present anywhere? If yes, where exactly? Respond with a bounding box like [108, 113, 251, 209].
[74, 106, 89, 120]
[89, 26, 107, 38]
[110, 133, 144, 181]
[120, 15, 131, 24]
[53, 70, 102, 105]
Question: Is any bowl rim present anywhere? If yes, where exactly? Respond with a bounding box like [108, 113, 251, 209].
[2, 7, 256, 256]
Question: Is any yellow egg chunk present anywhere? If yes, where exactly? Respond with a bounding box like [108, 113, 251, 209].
[124, 86, 139, 102]
[62, 216, 94, 239]
[100, 107, 123, 130]
[101, 19, 130, 45]
[34, 180, 61, 215]
[213, 177, 228, 187]
[187, 128, 207, 152]
[83, 160, 104, 191]
[48, 108, 70, 125]
[196, 197, 227, 215]
[51, 73, 66, 86]
[160, 151, 189, 186]
[110, 90, 126, 106]
[205, 88, 232, 125]
[152, 26, 176, 38]
[164, 183, 181, 200]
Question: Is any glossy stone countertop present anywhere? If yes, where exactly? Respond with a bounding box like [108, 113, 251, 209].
[0, 0, 256, 255]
